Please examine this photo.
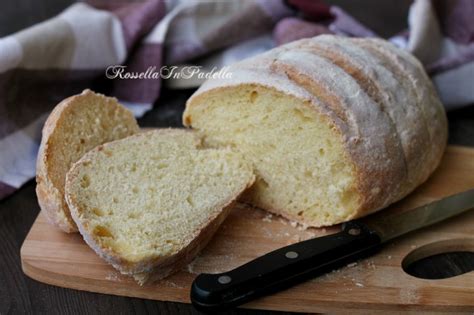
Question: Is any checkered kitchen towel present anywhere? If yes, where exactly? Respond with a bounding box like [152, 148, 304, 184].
[0, 0, 473, 199]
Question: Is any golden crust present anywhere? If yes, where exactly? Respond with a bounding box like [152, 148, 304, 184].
[132, 199, 238, 285]
[183, 35, 448, 226]
[36, 94, 82, 233]
[36, 89, 139, 233]
[353, 38, 448, 188]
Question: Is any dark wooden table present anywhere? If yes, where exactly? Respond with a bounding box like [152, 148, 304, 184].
[2, 1, 474, 314]
[1, 86, 474, 314]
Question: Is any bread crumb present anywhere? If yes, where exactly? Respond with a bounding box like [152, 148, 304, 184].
[364, 260, 376, 270]
[163, 280, 184, 289]
[105, 271, 121, 282]
[186, 258, 198, 274]
[262, 213, 273, 222]
[347, 262, 357, 268]
[355, 282, 364, 287]
[279, 218, 288, 225]
[185, 254, 236, 274]
[262, 227, 273, 238]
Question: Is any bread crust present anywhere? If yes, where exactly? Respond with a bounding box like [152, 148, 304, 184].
[36, 93, 84, 233]
[353, 38, 448, 187]
[65, 129, 255, 284]
[132, 200, 238, 285]
[183, 35, 448, 226]
[36, 89, 138, 233]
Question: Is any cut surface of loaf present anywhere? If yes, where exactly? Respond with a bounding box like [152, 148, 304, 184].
[65, 129, 255, 284]
[36, 89, 139, 232]
[183, 35, 448, 227]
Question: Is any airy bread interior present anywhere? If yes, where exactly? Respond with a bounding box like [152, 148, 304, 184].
[184, 85, 359, 227]
[65, 130, 254, 282]
[46, 95, 138, 196]
[37, 89, 139, 232]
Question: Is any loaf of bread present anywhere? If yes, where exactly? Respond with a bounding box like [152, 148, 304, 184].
[65, 129, 255, 284]
[36, 90, 139, 232]
[183, 35, 448, 227]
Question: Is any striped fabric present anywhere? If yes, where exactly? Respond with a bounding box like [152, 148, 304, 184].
[0, 0, 473, 200]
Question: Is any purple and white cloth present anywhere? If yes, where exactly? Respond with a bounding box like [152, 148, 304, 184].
[0, 0, 473, 200]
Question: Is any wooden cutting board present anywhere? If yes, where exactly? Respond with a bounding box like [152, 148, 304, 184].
[21, 146, 474, 313]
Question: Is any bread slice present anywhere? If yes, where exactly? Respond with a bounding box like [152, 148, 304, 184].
[65, 129, 255, 284]
[183, 35, 447, 227]
[36, 89, 139, 233]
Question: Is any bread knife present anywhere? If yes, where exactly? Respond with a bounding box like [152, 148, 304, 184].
[190, 189, 474, 311]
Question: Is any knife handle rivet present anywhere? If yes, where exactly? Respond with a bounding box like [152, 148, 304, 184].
[348, 228, 361, 236]
[217, 275, 232, 284]
[285, 251, 299, 259]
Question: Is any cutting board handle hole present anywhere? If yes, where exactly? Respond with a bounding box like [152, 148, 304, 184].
[402, 238, 474, 280]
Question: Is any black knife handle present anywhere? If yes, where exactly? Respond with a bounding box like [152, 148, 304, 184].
[190, 220, 381, 312]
